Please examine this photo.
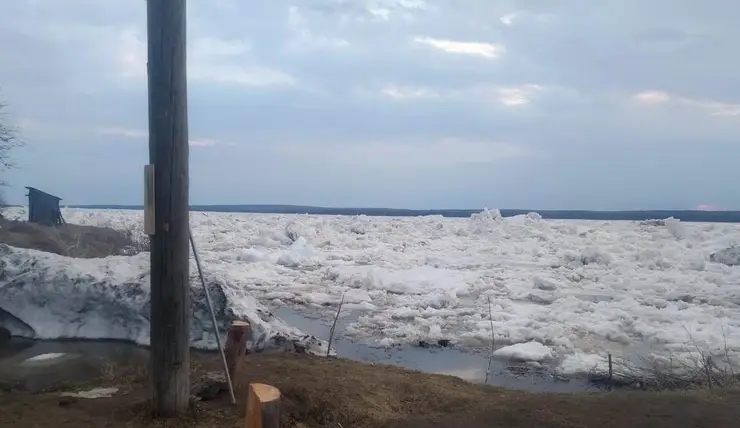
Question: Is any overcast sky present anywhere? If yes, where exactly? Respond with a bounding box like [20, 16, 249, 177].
[1, 0, 738, 210]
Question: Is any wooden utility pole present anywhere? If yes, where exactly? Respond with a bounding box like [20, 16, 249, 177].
[146, 0, 191, 417]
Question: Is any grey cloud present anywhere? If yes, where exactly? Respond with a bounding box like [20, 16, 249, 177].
[0, 0, 739, 209]
[499, 0, 740, 100]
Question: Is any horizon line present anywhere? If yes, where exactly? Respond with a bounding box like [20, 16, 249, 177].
[62, 204, 739, 214]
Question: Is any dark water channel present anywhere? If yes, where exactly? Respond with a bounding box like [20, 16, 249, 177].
[272, 307, 593, 392]
[0, 308, 594, 394]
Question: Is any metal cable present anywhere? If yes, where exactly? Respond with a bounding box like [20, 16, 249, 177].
[189, 227, 236, 405]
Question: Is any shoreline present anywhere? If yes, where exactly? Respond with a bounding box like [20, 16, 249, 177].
[1, 350, 739, 428]
[0, 334, 596, 394]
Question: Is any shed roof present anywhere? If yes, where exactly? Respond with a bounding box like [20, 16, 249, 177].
[25, 187, 63, 201]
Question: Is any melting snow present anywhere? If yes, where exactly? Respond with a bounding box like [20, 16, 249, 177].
[1, 207, 740, 376]
[26, 353, 66, 362]
[61, 387, 119, 399]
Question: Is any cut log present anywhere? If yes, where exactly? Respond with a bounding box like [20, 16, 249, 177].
[246, 383, 281, 428]
[225, 320, 251, 390]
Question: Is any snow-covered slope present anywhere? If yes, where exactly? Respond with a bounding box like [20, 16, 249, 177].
[0, 243, 326, 354]
[2, 207, 740, 375]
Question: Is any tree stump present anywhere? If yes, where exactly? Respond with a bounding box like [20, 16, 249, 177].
[225, 320, 251, 390]
[246, 383, 280, 428]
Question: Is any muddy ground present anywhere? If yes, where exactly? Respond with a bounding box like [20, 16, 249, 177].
[0, 351, 738, 428]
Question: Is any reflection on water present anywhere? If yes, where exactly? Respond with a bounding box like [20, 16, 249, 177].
[271, 306, 593, 393]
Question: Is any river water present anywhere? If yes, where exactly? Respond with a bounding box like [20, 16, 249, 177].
[0, 308, 594, 393]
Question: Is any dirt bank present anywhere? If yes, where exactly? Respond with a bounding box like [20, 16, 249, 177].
[0, 217, 147, 258]
[0, 351, 738, 428]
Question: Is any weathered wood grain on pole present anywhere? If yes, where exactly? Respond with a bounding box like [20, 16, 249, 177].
[146, 0, 191, 417]
[144, 164, 155, 235]
[225, 321, 251, 390]
[246, 383, 281, 428]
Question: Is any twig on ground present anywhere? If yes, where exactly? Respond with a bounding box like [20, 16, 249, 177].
[326, 292, 346, 358]
[65, 229, 82, 256]
[705, 356, 714, 391]
[101, 361, 117, 382]
[721, 323, 734, 377]
[587, 326, 740, 392]
[683, 326, 708, 362]
[49, 225, 71, 257]
[485, 296, 495, 384]
[118, 224, 151, 255]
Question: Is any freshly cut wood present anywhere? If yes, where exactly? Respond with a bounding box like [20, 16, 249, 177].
[246, 383, 281, 428]
[225, 320, 251, 389]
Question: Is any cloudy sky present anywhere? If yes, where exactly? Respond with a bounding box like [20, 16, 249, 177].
[0, 0, 738, 210]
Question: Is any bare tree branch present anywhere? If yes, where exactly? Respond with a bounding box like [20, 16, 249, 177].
[0, 102, 24, 188]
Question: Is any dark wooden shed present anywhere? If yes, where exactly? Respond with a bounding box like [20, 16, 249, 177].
[26, 187, 65, 225]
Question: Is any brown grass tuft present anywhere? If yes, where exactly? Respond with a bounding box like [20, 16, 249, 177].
[0, 218, 149, 258]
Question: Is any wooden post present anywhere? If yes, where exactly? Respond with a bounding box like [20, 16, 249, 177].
[246, 383, 281, 428]
[147, 0, 191, 417]
[225, 321, 251, 390]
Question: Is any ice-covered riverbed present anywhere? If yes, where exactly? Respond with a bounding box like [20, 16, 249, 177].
[1, 207, 740, 378]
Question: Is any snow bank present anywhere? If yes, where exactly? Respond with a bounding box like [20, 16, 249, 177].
[0, 244, 326, 354]
[3, 207, 740, 377]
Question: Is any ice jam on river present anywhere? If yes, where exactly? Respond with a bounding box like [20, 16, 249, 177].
[1, 207, 739, 378]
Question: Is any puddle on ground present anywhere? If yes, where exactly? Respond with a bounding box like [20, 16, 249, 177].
[0, 339, 148, 393]
[270, 306, 593, 393]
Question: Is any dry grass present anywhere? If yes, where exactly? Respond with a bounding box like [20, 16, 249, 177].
[589, 351, 740, 391]
[1, 352, 740, 428]
[248, 353, 500, 427]
[587, 326, 740, 392]
[0, 218, 149, 258]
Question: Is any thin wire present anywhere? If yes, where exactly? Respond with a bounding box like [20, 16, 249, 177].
[189, 227, 236, 405]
